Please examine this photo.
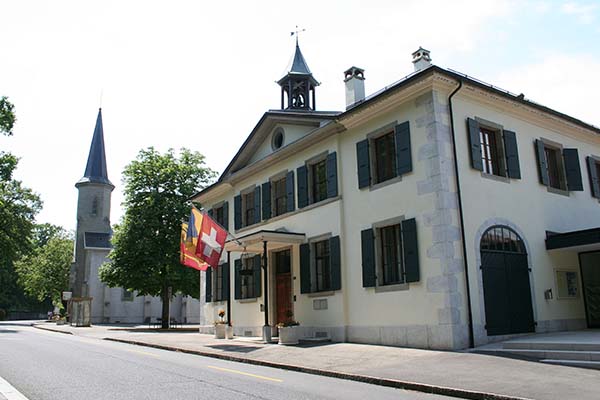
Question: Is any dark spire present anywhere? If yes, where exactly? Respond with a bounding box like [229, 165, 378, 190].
[278, 41, 319, 110]
[77, 108, 113, 187]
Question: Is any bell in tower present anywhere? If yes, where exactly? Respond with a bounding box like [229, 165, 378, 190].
[277, 40, 319, 111]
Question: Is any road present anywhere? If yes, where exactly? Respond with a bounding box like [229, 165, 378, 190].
[0, 322, 453, 400]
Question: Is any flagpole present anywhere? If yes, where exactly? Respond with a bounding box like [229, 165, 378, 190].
[227, 251, 232, 328]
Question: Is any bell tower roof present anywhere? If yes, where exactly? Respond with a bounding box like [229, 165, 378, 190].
[277, 41, 319, 111]
[77, 108, 113, 187]
[277, 41, 319, 86]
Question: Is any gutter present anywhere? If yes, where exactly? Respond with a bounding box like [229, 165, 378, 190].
[447, 79, 475, 349]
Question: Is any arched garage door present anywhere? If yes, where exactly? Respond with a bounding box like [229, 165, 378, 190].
[480, 226, 535, 336]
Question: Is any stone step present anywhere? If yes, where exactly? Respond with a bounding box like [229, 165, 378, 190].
[540, 359, 600, 370]
[485, 348, 600, 361]
[503, 341, 600, 352]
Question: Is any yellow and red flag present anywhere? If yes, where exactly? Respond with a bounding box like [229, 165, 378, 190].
[180, 208, 209, 271]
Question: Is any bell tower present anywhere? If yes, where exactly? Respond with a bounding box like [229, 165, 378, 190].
[277, 39, 319, 111]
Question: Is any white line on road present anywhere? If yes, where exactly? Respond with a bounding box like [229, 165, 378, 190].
[207, 366, 283, 383]
[0, 376, 29, 400]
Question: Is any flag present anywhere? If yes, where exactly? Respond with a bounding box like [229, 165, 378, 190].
[196, 211, 228, 268]
[180, 208, 208, 271]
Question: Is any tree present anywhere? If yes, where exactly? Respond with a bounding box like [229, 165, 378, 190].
[0, 96, 16, 136]
[99, 147, 215, 328]
[14, 226, 73, 307]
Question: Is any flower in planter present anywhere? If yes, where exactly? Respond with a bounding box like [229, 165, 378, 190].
[277, 309, 299, 328]
[215, 309, 226, 325]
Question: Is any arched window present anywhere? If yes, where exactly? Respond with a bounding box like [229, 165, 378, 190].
[480, 225, 525, 254]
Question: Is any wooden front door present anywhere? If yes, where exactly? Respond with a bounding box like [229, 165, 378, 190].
[274, 249, 292, 325]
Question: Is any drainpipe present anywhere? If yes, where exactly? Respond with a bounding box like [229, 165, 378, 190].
[227, 251, 232, 327]
[448, 79, 475, 349]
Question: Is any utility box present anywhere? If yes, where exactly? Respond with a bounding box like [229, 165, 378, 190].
[70, 297, 92, 327]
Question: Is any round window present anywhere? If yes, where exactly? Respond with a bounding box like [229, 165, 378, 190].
[271, 129, 284, 150]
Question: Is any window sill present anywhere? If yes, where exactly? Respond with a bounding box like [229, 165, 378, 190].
[307, 290, 335, 298]
[546, 186, 570, 197]
[237, 298, 258, 303]
[368, 175, 402, 192]
[480, 172, 510, 184]
[375, 282, 409, 293]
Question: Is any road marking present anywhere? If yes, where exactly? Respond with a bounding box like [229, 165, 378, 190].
[207, 366, 283, 383]
[0, 375, 29, 400]
[123, 348, 161, 358]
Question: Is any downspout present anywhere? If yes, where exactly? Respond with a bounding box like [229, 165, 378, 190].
[448, 79, 475, 349]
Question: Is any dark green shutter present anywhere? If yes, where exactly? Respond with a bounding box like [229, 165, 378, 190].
[535, 139, 549, 186]
[286, 170, 295, 212]
[587, 156, 600, 198]
[300, 243, 311, 293]
[207, 208, 214, 218]
[297, 165, 308, 208]
[467, 118, 483, 171]
[330, 236, 341, 291]
[326, 152, 338, 198]
[361, 228, 376, 287]
[222, 262, 230, 301]
[234, 195, 242, 230]
[563, 148, 583, 191]
[253, 186, 261, 224]
[262, 182, 271, 220]
[205, 268, 212, 303]
[503, 130, 521, 179]
[395, 121, 412, 176]
[253, 255, 262, 297]
[234, 259, 242, 300]
[402, 218, 420, 283]
[222, 201, 229, 230]
[356, 139, 371, 188]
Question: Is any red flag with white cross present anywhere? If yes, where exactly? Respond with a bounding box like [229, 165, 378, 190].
[195, 211, 227, 268]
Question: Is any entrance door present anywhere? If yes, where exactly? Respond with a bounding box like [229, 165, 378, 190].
[580, 252, 600, 328]
[480, 226, 535, 336]
[274, 249, 292, 325]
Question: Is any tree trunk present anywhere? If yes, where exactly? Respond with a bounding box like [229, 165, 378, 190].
[161, 286, 170, 329]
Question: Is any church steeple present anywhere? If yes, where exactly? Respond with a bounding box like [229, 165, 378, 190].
[277, 41, 319, 111]
[77, 108, 113, 187]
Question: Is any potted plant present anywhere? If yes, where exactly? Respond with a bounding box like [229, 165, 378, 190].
[277, 310, 300, 345]
[214, 309, 226, 339]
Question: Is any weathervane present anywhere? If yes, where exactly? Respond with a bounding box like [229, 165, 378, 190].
[290, 25, 306, 44]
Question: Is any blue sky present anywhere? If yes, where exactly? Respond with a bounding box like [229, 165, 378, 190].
[1, 0, 599, 231]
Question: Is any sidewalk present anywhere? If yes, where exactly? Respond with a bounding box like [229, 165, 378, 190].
[32, 322, 600, 400]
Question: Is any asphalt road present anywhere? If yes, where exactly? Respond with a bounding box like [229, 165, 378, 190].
[0, 322, 453, 400]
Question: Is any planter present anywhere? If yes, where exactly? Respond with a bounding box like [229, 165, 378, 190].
[278, 326, 300, 345]
[225, 326, 234, 340]
[56, 319, 66, 325]
[214, 323, 226, 339]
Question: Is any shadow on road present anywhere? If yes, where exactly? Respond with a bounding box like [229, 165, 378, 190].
[205, 344, 263, 353]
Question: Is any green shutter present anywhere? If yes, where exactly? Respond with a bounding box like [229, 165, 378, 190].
[535, 139, 549, 186]
[503, 130, 521, 179]
[222, 262, 230, 301]
[222, 201, 229, 231]
[234, 259, 242, 300]
[297, 165, 308, 208]
[326, 152, 338, 198]
[207, 208, 214, 218]
[330, 236, 341, 291]
[253, 255, 262, 297]
[356, 139, 371, 188]
[395, 121, 412, 176]
[587, 156, 600, 198]
[234, 195, 242, 230]
[205, 268, 212, 303]
[300, 243, 311, 293]
[262, 181, 271, 220]
[253, 186, 261, 224]
[361, 228, 376, 287]
[467, 118, 483, 171]
[402, 218, 420, 283]
[563, 148, 583, 191]
[286, 170, 295, 212]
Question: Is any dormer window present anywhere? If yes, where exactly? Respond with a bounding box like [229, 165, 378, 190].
[271, 128, 285, 151]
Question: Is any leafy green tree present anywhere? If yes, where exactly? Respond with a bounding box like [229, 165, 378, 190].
[14, 227, 73, 307]
[99, 147, 215, 328]
[0, 96, 16, 136]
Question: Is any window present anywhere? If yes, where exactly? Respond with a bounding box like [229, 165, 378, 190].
[214, 205, 225, 227]
[310, 159, 328, 203]
[314, 240, 331, 292]
[545, 146, 564, 189]
[535, 139, 583, 193]
[122, 289, 134, 301]
[589, 156, 600, 199]
[215, 266, 224, 301]
[479, 127, 502, 176]
[271, 128, 284, 150]
[241, 258, 256, 299]
[242, 191, 255, 227]
[379, 224, 404, 285]
[272, 176, 287, 217]
[374, 131, 396, 183]
[480, 226, 525, 253]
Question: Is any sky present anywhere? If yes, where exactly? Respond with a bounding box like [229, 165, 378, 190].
[1, 0, 600, 232]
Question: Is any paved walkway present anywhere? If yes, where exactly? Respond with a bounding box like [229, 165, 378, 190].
[32, 322, 600, 400]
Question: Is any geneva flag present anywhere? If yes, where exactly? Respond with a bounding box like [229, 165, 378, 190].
[180, 208, 208, 271]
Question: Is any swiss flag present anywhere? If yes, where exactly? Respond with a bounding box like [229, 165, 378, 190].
[195, 212, 228, 268]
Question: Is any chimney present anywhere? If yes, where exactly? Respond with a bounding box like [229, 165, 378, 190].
[412, 47, 432, 72]
[344, 66, 365, 109]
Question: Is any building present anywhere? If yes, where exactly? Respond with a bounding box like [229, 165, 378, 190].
[193, 45, 600, 349]
[70, 109, 200, 324]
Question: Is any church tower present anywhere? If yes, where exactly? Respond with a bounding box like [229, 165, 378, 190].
[277, 40, 319, 111]
[71, 109, 114, 298]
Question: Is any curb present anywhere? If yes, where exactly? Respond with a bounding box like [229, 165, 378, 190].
[32, 325, 73, 335]
[104, 338, 532, 400]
